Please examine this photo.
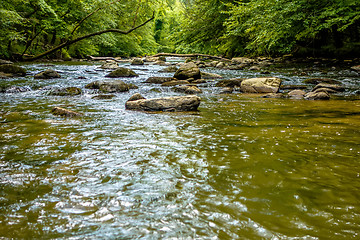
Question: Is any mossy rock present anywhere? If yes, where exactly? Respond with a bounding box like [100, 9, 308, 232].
[48, 87, 82, 96]
[85, 80, 129, 93]
[105, 67, 138, 78]
[0, 64, 26, 76]
[34, 69, 61, 79]
[52, 107, 82, 117]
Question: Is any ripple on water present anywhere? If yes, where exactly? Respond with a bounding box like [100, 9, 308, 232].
[0, 61, 360, 239]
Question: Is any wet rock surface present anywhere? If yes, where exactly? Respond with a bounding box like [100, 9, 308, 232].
[0, 64, 27, 77]
[85, 80, 129, 93]
[48, 87, 83, 96]
[174, 62, 201, 80]
[51, 107, 82, 117]
[125, 95, 201, 112]
[241, 77, 282, 93]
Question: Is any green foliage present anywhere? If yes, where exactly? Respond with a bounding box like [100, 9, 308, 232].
[0, 0, 163, 59]
[1, 0, 358, 59]
[175, 0, 360, 57]
[173, 0, 232, 55]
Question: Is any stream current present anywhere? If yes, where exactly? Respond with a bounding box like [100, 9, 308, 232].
[1, 59, 360, 239]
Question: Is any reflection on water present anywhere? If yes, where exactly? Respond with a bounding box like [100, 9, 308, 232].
[0, 61, 360, 239]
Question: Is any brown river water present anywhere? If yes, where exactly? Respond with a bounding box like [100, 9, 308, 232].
[1, 60, 360, 239]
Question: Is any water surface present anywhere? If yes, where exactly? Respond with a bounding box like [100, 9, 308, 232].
[1, 60, 360, 239]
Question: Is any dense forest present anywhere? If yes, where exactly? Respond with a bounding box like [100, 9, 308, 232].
[1, 0, 359, 60]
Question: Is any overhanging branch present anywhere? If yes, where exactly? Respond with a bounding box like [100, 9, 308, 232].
[24, 12, 155, 61]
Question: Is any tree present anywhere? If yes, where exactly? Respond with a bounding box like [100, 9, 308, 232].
[0, 0, 156, 60]
[174, 0, 360, 57]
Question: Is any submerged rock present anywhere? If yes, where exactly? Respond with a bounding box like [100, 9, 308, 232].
[240, 77, 281, 93]
[51, 107, 82, 117]
[304, 91, 330, 100]
[48, 87, 82, 96]
[105, 67, 138, 78]
[0, 64, 27, 77]
[127, 93, 146, 102]
[219, 87, 234, 94]
[4, 86, 31, 93]
[85, 80, 129, 93]
[192, 79, 207, 84]
[312, 83, 345, 92]
[159, 66, 178, 73]
[261, 93, 284, 98]
[144, 77, 176, 84]
[161, 80, 190, 87]
[174, 62, 201, 80]
[128, 83, 139, 89]
[125, 95, 201, 112]
[288, 90, 306, 99]
[215, 79, 243, 88]
[303, 78, 341, 85]
[227, 64, 246, 70]
[92, 94, 115, 99]
[173, 85, 202, 94]
[201, 71, 222, 79]
[34, 69, 61, 79]
[280, 85, 308, 90]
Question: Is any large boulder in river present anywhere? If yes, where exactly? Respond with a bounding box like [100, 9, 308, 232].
[0, 64, 27, 76]
[85, 80, 129, 92]
[125, 94, 201, 112]
[174, 62, 201, 80]
[240, 77, 281, 93]
[34, 69, 61, 79]
[105, 67, 138, 78]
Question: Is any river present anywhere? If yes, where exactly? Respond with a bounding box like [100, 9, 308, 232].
[1, 59, 360, 239]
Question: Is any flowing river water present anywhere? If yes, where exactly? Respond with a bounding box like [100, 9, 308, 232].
[1, 59, 360, 239]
